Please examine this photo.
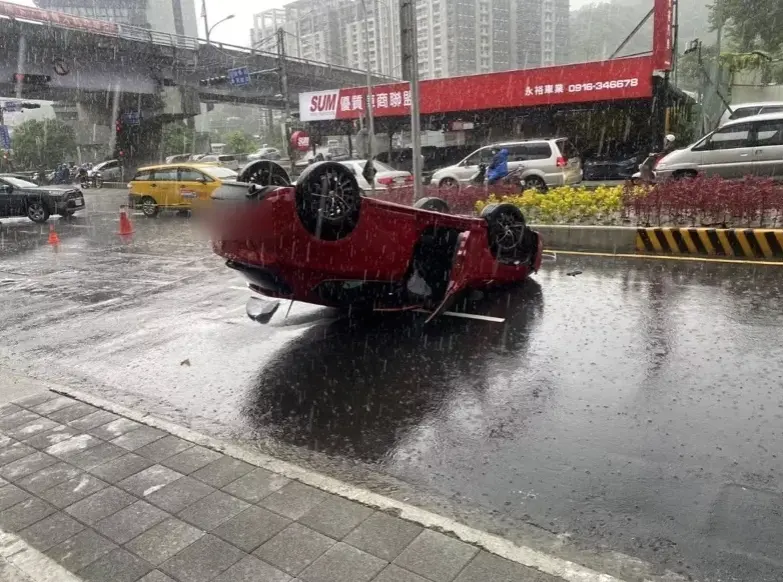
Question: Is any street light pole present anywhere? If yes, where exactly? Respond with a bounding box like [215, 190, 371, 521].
[201, 0, 209, 43]
[361, 0, 376, 197]
[207, 14, 235, 44]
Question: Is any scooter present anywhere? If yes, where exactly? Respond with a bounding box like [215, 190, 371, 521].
[631, 134, 676, 185]
[470, 164, 524, 190]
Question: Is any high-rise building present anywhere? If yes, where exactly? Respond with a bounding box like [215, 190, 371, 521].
[35, 0, 199, 37]
[250, 0, 569, 80]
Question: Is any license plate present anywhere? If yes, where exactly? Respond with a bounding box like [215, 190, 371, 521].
[74, 199, 83, 206]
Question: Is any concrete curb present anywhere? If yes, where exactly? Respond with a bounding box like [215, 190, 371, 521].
[41, 384, 688, 582]
[533, 224, 783, 261]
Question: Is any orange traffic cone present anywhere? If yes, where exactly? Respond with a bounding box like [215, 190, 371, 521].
[47, 223, 60, 246]
[118, 206, 134, 235]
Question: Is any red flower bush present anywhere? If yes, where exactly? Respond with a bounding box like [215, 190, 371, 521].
[623, 176, 783, 228]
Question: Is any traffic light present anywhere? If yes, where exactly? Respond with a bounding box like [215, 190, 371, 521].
[115, 119, 122, 134]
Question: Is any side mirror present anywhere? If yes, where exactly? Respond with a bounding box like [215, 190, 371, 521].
[362, 159, 377, 183]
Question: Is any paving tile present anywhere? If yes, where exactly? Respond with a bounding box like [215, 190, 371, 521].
[258, 482, 328, 521]
[212, 506, 291, 553]
[0, 484, 31, 511]
[394, 531, 479, 582]
[0, 451, 58, 481]
[298, 495, 373, 540]
[65, 486, 137, 525]
[0, 410, 41, 432]
[0, 497, 56, 532]
[46, 528, 117, 572]
[145, 476, 215, 513]
[89, 453, 154, 484]
[69, 442, 128, 470]
[31, 396, 77, 415]
[44, 434, 102, 461]
[16, 462, 82, 494]
[135, 435, 193, 462]
[138, 571, 177, 582]
[111, 426, 166, 452]
[94, 500, 169, 544]
[159, 534, 246, 582]
[213, 555, 292, 582]
[254, 523, 335, 576]
[39, 474, 108, 509]
[192, 456, 255, 489]
[299, 542, 385, 582]
[0, 403, 23, 418]
[4, 418, 60, 441]
[222, 468, 290, 504]
[453, 550, 562, 582]
[372, 564, 430, 582]
[0, 434, 13, 448]
[47, 403, 99, 424]
[160, 446, 222, 474]
[178, 490, 249, 530]
[78, 548, 154, 582]
[125, 517, 205, 565]
[68, 411, 119, 432]
[0, 559, 29, 582]
[89, 418, 143, 441]
[18, 512, 85, 552]
[344, 512, 423, 562]
[0, 443, 36, 468]
[117, 465, 183, 497]
[12, 392, 58, 409]
[22, 425, 81, 450]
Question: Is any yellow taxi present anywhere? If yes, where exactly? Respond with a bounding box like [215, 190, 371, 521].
[127, 163, 238, 217]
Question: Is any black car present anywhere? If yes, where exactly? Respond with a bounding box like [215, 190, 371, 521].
[0, 175, 85, 223]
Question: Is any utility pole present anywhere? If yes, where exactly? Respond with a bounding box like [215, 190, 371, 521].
[201, 0, 210, 43]
[400, 0, 422, 200]
[361, 0, 376, 196]
[277, 27, 294, 175]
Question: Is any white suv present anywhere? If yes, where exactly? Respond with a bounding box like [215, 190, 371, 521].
[430, 138, 582, 190]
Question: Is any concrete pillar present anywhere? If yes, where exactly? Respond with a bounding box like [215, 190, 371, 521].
[108, 82, 122, 157]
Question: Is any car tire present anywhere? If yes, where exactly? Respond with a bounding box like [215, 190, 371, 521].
[523, 176, 547, 192]
[295, 161, 361, 241]
[438, 178, 459, 189]
[141, 196, 159, 217]
[27, 200, 50, 223]
[95, 177, 103, 189]
[239, 160, 291, 186]
[414, 197, 450, 213]
[480, 203, 527, 260]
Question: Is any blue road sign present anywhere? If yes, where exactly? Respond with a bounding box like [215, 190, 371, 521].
[228, 67, 250, 86]
[122, 111, 141, 126]
[2, 101, 20, 112]
[0, 126, 11, 150]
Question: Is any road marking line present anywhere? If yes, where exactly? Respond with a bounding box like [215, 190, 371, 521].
[43, 385, 686, 582]
[414, 309, 505, 323]
[0, 529, 82, 582]
[547, 249, 783, 266]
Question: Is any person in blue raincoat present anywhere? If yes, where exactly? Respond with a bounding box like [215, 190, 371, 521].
[486, 148, 509, 185]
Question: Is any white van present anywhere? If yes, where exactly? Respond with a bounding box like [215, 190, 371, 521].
[719, 101, 783, 127]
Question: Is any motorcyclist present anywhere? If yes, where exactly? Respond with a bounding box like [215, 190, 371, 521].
[486, 148, 509, 186]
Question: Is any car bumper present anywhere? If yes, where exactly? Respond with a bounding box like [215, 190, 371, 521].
[53, 195, 86, 214]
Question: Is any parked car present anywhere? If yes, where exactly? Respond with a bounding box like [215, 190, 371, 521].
[430, 138, 582, 190]
[0, 175, 85, 222]
[210, 161, 542, 317]
[719, 101, 783, 127]
[247, 147, 282, 161]
[653, 112, 783, 180]
[91, 159, 123, 182]
[339, 160, 413, 192]
[165, 154, 193, 164]
[198, 154, 240, 171]
[127, 163, 238, 217]
[583, 153, 645, 181]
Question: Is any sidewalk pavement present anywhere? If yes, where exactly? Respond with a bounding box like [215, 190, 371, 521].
[0, 389, 636, 582]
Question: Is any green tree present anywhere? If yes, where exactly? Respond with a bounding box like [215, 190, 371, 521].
[11, 119, 76, 170]
[710, 0, 783, 53]
[160, 122, 195, 157]
[223, 131, 257, 154]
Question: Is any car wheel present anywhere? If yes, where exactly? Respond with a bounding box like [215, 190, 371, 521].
[523, 176, 547, 192]
[481, 203, 527, 260]
[414, 197, 451, 213]
[141, 196, 159, 217]
[239, 160, 291, 186]
[295, 161, 361, 241]
[27, 200, 50, 223]
[438, 178, 459, 189]
[95, 177, 103, 188]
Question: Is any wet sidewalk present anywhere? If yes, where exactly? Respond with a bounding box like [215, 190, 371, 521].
[0, 391, 575, 582]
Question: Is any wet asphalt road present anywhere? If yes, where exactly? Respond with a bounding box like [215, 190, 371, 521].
[1, 189, 783, 581]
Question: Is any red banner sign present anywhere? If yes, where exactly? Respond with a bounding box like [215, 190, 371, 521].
[652, 0, 674, 71]
[0, 1, 119, 36]
[299, 56, 655, 122]
[290, 130, 310, 152]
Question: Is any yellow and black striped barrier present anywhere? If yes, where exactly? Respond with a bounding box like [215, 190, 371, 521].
[636, 228, 783, 259]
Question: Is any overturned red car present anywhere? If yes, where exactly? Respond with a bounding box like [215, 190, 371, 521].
[210, 161, 542, 320]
